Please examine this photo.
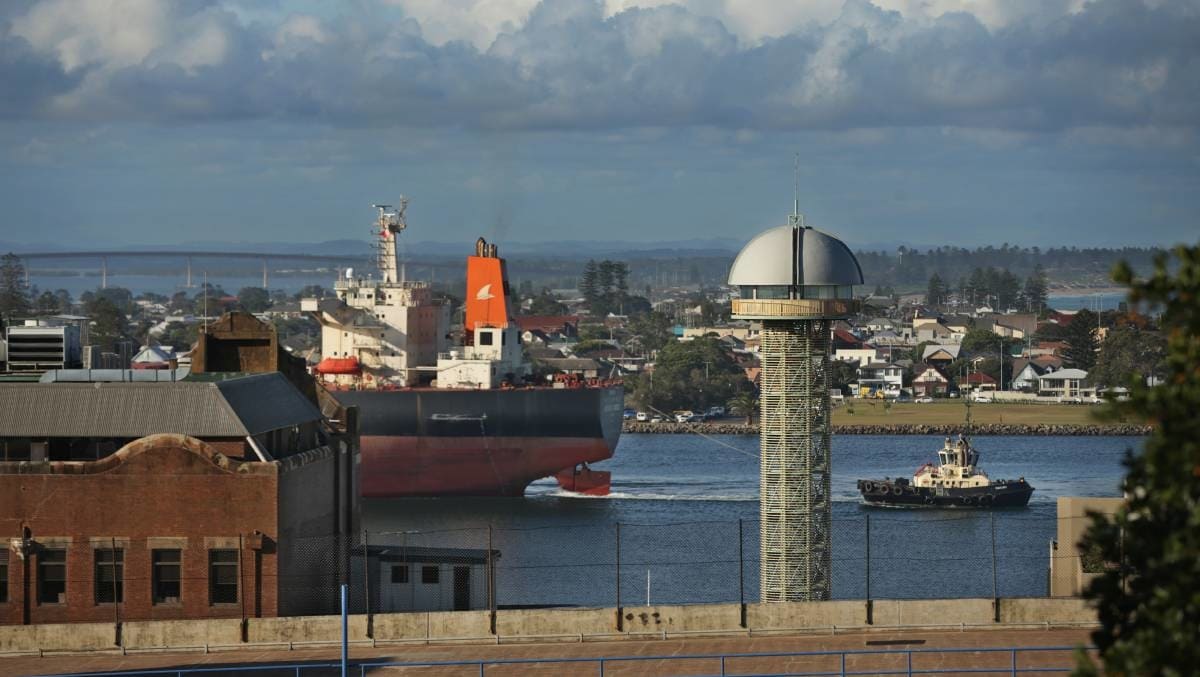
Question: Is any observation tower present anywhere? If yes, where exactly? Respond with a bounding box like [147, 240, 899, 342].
[728, 203, 863, 602]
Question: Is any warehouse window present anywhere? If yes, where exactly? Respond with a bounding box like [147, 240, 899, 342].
[0, 550, 8, 603]
[208, 550, 238, 605]
[38, 549, 66, 604]
[421, 566, 439, 585]
[152, 550, 182, 605]
[390, 565, 409, 584]
[94, 549, 124, 604]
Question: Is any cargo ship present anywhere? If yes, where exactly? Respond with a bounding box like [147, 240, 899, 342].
[302, 200, 622, 497]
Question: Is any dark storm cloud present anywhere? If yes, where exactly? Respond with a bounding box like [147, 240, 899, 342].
[2, 0, 1197, 132]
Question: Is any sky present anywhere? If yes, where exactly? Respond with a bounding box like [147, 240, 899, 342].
[0, 0, 1197, 250]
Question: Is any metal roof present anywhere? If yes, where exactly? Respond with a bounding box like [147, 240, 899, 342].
[0, 372, 320, 438]
[728, 225, 864, 287]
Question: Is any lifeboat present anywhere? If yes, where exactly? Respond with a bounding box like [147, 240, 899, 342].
[315, 356, 362, 375]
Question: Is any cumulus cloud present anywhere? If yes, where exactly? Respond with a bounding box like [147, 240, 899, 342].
[0, 0, 1196, 133]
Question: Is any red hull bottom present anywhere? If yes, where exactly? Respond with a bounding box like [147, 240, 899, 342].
[359, 435, 614, 497]
[554, 465, 612, 496]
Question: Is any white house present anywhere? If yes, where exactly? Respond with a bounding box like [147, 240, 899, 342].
[834, 347, 878, 367]
[1037, 368, 1090, 399]
[856, 362, 904, 397]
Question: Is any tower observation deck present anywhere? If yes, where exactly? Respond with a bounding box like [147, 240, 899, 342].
[729, 214, 863, 602]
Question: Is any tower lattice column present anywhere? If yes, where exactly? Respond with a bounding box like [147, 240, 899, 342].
[758, 319, 832, 602]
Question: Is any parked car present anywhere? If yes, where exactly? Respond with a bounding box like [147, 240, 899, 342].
[650, 414, 665, 423]
[635, 411, 649, 422]
[623, 408, 637, 420]
[674, 410, 695, 423]
[706, 406, 725, 418]
[915, 396, 934, 404]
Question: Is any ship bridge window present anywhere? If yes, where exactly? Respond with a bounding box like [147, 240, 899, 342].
[479, 331, 494, 346]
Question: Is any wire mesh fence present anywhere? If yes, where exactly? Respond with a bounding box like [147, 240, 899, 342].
[5, 514, 1117, 624]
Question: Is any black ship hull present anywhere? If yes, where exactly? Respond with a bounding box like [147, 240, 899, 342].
[856, 478, 1034, 508]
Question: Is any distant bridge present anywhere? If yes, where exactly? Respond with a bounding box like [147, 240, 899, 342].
[8, 250, 461, 289]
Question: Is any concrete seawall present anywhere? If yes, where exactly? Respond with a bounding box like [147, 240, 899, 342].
[623, 421, 1151, 436]
[0, 598, 1097, 655]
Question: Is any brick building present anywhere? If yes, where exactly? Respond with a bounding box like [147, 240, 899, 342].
[0, 373, 357, 626]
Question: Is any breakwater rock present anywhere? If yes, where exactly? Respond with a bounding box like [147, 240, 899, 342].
[622, 421, 1151, 436]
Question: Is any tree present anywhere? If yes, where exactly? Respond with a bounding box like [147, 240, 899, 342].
[294, 284, 329, 300]
[35, 290, 62, 314]
[1075, 244, 1200, 675]
[528, 289, 567, 316]
[830, 360, 859, 395]
[926, 273, 948, 307]
[237, 286, 272, 313]
[627, 311, 673, 355]
[1087, 325, 1166, 389]
[629, 337, 749, 413]
[727, 391, 759, 424]
[1024, 264, 1049, 313]
[85, 296, 129, 350]
[0, 253, 31, 321]
[1062, 309, 1099, 370]
[580, 260, 599, 307]
[157, 321, 198, 351]
[961, 328, 1003, 356]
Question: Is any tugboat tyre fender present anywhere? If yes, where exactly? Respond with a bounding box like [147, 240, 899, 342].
[980, 495, 993, 506]
[923, 495, 934, 505]
[961, 496, 975, 506]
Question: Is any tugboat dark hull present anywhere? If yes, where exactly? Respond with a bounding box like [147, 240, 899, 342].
[856, 478, 1034, 508]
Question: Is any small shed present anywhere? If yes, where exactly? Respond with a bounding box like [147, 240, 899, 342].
[352, 545, 496, 613]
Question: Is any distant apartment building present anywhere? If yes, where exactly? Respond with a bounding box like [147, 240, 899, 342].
[4, 321, 81, 372]
[0, 373, 358, 626]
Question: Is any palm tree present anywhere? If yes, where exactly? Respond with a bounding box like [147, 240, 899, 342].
[727, 391, 759, 425]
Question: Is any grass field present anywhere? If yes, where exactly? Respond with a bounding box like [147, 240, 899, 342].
[829, 401, 1133, 426]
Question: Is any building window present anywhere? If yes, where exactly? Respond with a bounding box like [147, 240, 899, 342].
[390, 565, 409, 584]
[94, 549, 124, 604]
[208, 550, 238, 605]
[152, 550, 182, 604]
[38, 549, 67, 605]
[421, 565, 439, 584]
[478, 331, 494, 346]
[0, 551, 7, 604]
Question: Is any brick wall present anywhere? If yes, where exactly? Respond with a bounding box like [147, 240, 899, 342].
[0, 434, 280, 625]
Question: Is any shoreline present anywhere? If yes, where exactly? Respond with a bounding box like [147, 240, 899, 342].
[623, 421, 1150, 436]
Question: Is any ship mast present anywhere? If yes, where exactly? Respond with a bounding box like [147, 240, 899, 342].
[372, 198, 408, 284]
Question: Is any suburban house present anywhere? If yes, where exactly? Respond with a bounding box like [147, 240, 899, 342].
[1038, 368, 1090, 399]
[864, 317, 896, 333]
[962, 371, 998, 392]
[912, 364, 951, 397]
[834, 347, 879, 367]
[916, 322, 954, 343]
[1010, 359, 1047, 392]
[922, 344, 962, 368]
[855, 362, 904, 397]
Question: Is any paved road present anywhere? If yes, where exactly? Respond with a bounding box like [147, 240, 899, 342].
[6, 627, 1097, 676]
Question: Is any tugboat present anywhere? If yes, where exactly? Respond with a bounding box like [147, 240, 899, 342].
[856, 382, 1033, 508]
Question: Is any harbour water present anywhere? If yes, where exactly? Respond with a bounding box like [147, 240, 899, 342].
[362, 433, 1135, 607]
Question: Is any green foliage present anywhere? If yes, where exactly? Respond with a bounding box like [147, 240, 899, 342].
[630, 337, 750, 413]
[294, 284, 330, 300]
[572, 339, 615, 356]
[0, 253, 31, 322]
[961, 328, 1002, 355]
[926, 273, 948, 306]
[157, 321, 198, 351]
[527, 289, 567, 316]
[1088, 326, 1166, 388]
[580, 259, 632, 317]
[1062, 309, 1099, 370]
[727, 391, 759, 424]
[830, 359, 859, 394]
[1074, 244, 1200, 676]
[237, 286, 272, 313]
[85, 296, 129, 350]
[1024, 264, 1049, 313]
[35, 290, 62, 314]
[626, 311, 673, 356]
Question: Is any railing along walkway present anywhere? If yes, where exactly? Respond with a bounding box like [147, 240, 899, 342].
[37, 644, 1094, 677]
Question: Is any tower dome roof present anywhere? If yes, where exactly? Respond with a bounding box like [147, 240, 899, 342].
[727, 225, 864, 287]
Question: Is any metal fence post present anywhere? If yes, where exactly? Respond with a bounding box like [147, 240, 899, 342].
[738, 519, 746, 628]
[362, 530, 372, 637]
[865, 514, 872, 625]
[340, 583, 348, 677]
[991, 513, 999, 622]
[488, 525, 496, 635]
[615, 523, 622, 632]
